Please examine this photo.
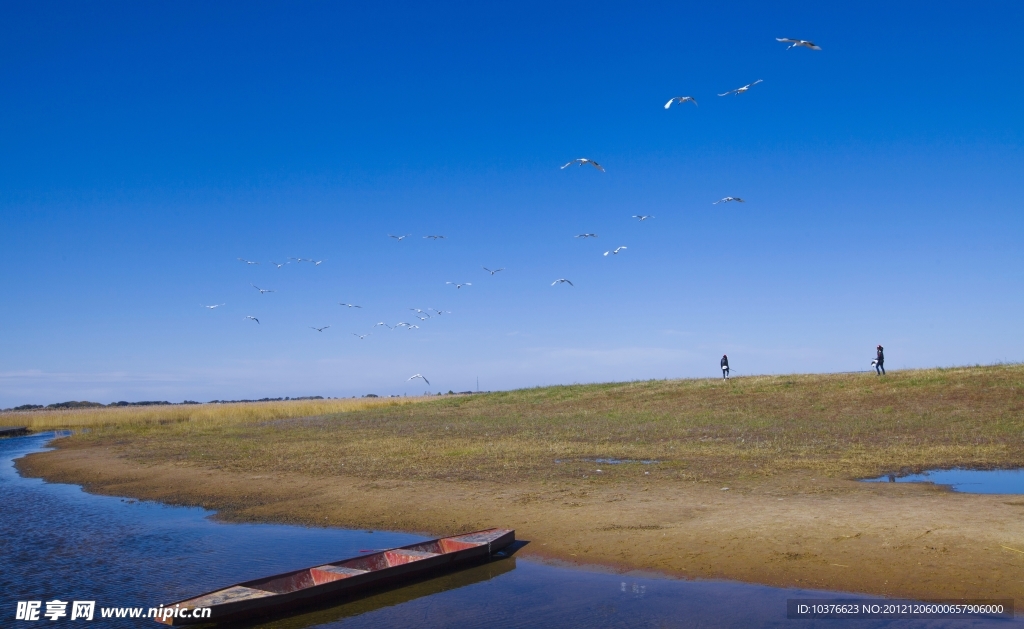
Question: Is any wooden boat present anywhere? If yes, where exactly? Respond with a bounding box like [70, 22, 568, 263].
[155, 528, 515, 625]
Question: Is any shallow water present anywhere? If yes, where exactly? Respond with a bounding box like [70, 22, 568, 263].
[1, 433, 1017, 628]
[863, 468, 1024, 494]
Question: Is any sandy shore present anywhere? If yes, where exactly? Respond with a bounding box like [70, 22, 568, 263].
[18, 442, 1024, 605]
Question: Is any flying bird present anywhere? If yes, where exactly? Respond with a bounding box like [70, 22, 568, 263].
[310, 326, 330, 332]
[561, 158, 605, 172]
[432, 309, 451, 315]
[603, 247, 627, 256]
[251, 283, 275, 294]
[245, 315, 260, 324]
[575, 233, 598, 239]
[339, 303, 362, 308]
[352, 333, 371, 339]
[237, 258, 259, 265]
[388, 234, 412, 241]
[713, 197, 745, 204]
[288, 257, 307, 263]
[664, 96, 698, 109]
[394, 322, 411, 328]
[202, 304, 225, 309]
[408, 374, 430, 386]
[423, 235, 446, 240]
[406, 325, 420, 330]
[551, 278, 574, 286]
[776, 37, 821, 50]
[718, 79, 762, 96]
[632, 215, 653, 221]
[269, 261, 289, 269]
[373, 322, 391, 329]
[446, 282, 471, 289]
[483, 267, 505, 275]
[416, 315, 430, 321]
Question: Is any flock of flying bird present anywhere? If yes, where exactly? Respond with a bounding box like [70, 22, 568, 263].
[206, 37, 820, 389]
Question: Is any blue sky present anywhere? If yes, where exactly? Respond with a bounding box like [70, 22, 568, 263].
[1, 1, 1022, 405]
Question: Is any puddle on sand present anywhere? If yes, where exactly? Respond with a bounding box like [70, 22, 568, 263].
[3, 433, 1019, 628]
[863, 468, 1024, 494]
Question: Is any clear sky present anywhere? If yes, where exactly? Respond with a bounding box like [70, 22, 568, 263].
[2, 1, 1022, 405]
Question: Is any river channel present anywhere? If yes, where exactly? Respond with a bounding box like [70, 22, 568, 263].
[1, 433, 1018, 628]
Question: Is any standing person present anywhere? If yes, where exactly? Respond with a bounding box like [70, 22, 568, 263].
[720, 354, 730, 379]
[874, 345, 885, 375]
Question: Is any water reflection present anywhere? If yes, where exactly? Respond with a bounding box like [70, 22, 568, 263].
[249, 557, 517, 629]
[863, 468, 1024, 494]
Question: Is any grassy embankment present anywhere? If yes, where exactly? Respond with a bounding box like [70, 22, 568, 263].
[22, 364, 1024, 483]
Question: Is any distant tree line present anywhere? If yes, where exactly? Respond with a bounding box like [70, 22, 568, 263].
[2, 396, 326, 412]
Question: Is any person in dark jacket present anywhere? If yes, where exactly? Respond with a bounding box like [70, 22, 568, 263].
[720, 354, 730, 379]
[874, 345, 885, 375]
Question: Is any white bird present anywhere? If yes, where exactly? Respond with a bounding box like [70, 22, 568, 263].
[237, 258, 259, 265]
[423, 235, 446, 240]
[551, 278, 574, 286]
[388, 234, 412, 241]
[269, 261, 289, 269]
[776, 37, 821, 50]
[288, 257, 307, 263]
[339, 303, 362, 308]
[561, 158, 605, 172]
[373, 322, 391, 329]
[664, 96, 698, 109]
[713, 197, 745, 204]
[446, 282, 471, 289]
[310, 326, 330, 332]
[407, 325, 420, 330]
[483, 267, 505, 275]
[603, 247, 627, 256]
[416, 315, 429, 321]
[575, 233, 598, 238]
[353, 333, 371, 339]
[632, 215, 653, 221]
[408, 374, 430, 385]
[718, 79, 763, 96]
[394, 322, 411, 328]
[202, 304, 225, 309]
[245, 315, 260, 324]
[432, 309, 451, 315]
[251, 283, 275, 294]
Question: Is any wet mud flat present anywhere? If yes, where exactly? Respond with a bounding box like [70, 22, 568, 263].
[6, 433, 1021, 628]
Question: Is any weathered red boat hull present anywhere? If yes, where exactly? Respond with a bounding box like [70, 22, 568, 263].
[155, 528, 515, 625]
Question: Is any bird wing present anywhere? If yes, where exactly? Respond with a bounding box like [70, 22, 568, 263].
[735, 198, 745, 202]
[805, 42, 821, 50]
[588, 160, 605, 171]
[718, 89, 736, 97]
[751, 79, 763, 86]
[603, 251, 610, 256]
[565, 279, 574, 286]
[776, 37, 797, 43]
[664, 97, 677, 109]
[561, 160, 579, 169]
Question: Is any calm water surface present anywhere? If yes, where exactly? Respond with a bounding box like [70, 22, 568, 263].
[863, 469, 1024, 494]
[1, 433, 1017, 628]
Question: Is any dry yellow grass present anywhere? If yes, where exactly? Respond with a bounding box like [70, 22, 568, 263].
[44, 364, 1024, 483]
[0, 397, 424, 430]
